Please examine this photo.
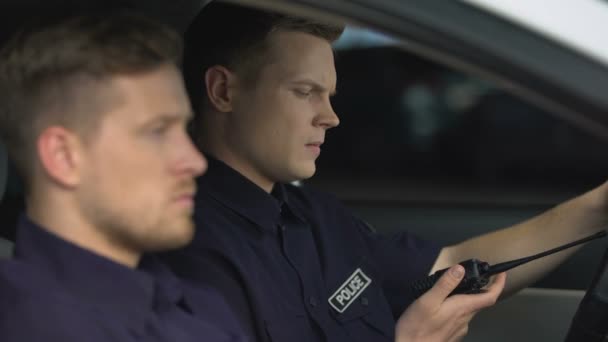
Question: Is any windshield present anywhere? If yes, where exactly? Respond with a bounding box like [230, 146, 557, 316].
[461, 0, 608, 66]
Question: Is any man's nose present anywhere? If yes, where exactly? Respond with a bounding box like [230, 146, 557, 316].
[177, 133, 207, 177]
[315, 101, 340, 130]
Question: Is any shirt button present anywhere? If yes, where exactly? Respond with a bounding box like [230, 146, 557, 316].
[360, 296, 369, 306]
[309, 296, 318, 307]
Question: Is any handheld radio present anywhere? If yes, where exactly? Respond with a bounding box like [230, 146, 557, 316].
[410, 230, 607, 299]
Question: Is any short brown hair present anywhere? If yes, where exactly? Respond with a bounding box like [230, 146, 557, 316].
[184, 1, 345, 115]
[0, 12, 182, 183]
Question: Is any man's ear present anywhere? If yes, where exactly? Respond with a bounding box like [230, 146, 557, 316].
[205, 65, 238, 113]
[37, 126, 82, 188]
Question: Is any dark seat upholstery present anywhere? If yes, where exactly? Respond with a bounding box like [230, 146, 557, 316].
[0, 142, 13, 258]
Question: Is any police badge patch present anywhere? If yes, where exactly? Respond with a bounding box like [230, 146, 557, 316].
[328, 268, 372, 313]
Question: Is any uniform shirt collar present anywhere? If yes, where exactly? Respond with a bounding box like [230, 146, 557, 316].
[13, 215, 187, 335]
[199, 156, 303, 233]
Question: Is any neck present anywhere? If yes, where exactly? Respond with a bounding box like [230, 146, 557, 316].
[27, 190, 140, 268]
[199, 127, 275, 193]
[214, 151, 275, 193]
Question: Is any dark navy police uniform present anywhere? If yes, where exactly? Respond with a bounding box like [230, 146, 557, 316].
[0, 216, 247, 342]
[164, 158, 442, 342]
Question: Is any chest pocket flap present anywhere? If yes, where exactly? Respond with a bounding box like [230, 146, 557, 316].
[327, 263, 395, 340]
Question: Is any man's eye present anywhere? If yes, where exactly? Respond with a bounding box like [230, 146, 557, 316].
[294, 89, 312, 98]
[150, 124, 170, 136]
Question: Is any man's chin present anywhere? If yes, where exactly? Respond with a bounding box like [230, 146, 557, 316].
[149, 220, 195, 251]
[291, 162, 316, 181]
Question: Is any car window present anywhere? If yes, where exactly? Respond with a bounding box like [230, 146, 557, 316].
[314, 26, 608, 198]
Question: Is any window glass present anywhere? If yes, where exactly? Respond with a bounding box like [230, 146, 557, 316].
[315, 27, 608, 194]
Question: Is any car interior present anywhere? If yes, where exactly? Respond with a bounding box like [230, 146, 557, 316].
[1, 0, 608, 341]
[0, 143, 11, 258]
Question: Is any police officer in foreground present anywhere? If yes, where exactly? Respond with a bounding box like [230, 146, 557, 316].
[0, 12, 245, 341]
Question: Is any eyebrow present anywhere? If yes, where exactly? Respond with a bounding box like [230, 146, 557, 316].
[143, 111, 194, 128]
[291, 79, 337, 96]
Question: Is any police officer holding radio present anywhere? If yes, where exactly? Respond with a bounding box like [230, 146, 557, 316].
[164, 2, 606, 341]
